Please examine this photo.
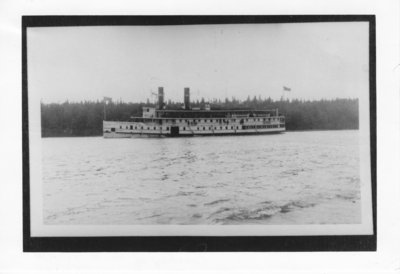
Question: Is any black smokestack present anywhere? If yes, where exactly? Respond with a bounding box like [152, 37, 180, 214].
[158, 87, 164, 109]
[184, 87, 190, 110]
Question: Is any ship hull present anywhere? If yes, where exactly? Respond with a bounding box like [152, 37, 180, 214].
[103, 128, 285, 138]
[103, 113, 286, 138]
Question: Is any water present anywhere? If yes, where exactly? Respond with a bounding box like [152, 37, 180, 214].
[43, 130, 361, 225]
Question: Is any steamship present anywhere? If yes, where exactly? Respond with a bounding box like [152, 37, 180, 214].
[103, 87, 285, 138]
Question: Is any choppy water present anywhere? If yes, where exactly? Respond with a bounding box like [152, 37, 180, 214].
[43, 130, 361, 225]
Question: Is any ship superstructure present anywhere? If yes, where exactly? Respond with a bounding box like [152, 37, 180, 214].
[103, 87, 285, 138]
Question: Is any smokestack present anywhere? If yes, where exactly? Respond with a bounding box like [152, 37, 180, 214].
[184, 87, 190, 110]
[158, 87, 164, 109]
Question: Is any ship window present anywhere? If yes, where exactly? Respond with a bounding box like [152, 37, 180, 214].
[210, 119, 213, 122]
[147, 108, 149, 112]
[141, 126, 143, 129]
[111, 128, 115, 132]
[147, 127, 150, 130]
[209, 126, 212, 130]
[183, 127, 186, 130]
[203, 127, 206, 130]
[197, 127, 199, 130]
[154, 127, 156, 130]
[166, 127, 169, 130]
[226, 126, 228, 129]
[220, 126, 222, 130]
[134, 126, 137, 129]
[179, 119, 182, 122]
[130, 125, 133, 130]
[120, 126, 122, 129]
[236, 126, 239, 129]
[231, 126, 234, 129]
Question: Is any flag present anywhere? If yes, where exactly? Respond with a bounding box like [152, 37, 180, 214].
[283, 86, 291, 92]
[103, 97, 112, 104]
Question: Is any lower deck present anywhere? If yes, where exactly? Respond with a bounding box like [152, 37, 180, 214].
[103, 119, 285, 138]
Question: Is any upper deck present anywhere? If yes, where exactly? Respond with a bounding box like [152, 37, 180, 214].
[155, 109, 276, 118]
[141, 106, 280, 119]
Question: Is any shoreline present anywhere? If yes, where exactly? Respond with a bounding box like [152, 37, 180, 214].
[41, 128, 359, 138]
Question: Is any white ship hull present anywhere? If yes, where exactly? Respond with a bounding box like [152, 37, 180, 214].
[103, 119, 285, 138]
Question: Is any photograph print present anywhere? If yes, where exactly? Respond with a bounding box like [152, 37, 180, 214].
[23, 16, 376, 251]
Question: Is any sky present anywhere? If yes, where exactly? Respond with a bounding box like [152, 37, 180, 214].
[27, 22, 369, 104]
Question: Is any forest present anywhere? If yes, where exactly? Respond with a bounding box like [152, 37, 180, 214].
[41, 97, 359, 137]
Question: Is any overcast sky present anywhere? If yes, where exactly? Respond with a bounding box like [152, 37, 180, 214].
[27, 22, 368, 104]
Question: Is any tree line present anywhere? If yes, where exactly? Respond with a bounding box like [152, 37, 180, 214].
[41, 97, 358, 137]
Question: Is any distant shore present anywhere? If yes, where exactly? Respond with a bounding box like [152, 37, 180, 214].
[41, 98, 358, 138]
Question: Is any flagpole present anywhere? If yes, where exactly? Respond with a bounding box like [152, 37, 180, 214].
[103, 98, 106, 121]
[282, 86, 291, 101]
